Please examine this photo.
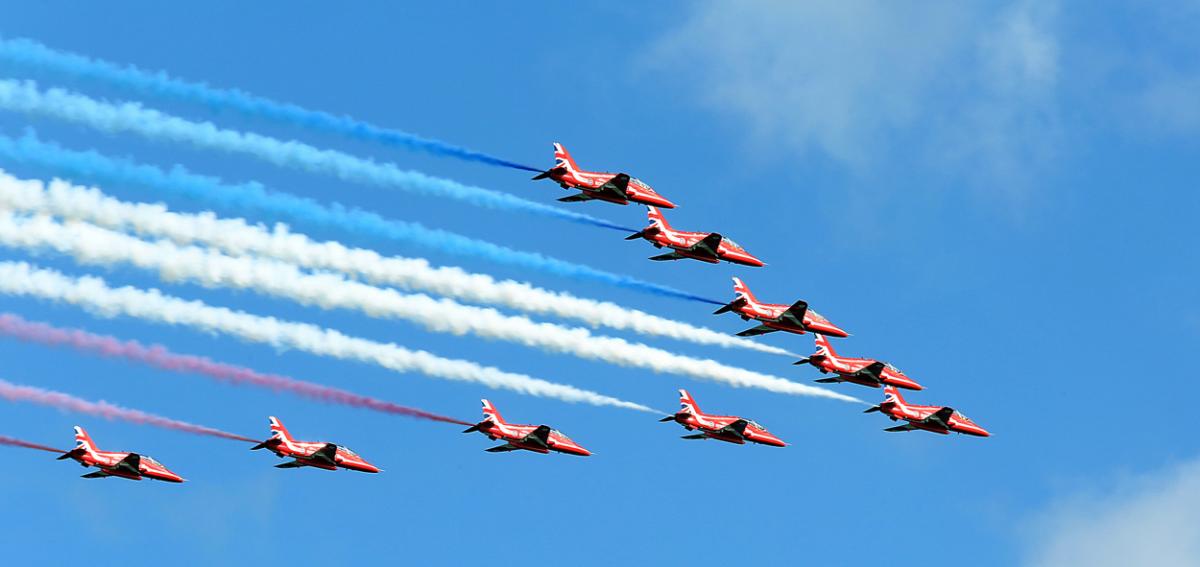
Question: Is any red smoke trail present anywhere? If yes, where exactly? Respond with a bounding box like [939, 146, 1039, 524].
[0, 378, 256, 442]
[0, 434, 61, 453]
[0, 313, 470, 426]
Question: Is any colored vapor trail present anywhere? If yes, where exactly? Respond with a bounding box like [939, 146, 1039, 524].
[0, 434, 60, 453]
[0, 132, 720, 305]
[0, 262, 656, 412]
[0, 313, 471, 426]
[0, 36, 541, 172]
[0, 175, 778, 354]
[0, 80, 631, 231]
[0, 378, 255, 442]
[0, 212, 857, 403]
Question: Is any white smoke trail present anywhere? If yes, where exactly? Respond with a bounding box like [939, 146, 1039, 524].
[0, 172, 792, 357]
[0, 262, 652, 412]
[0, 215, 858, 403]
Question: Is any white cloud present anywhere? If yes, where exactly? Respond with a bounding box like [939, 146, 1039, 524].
[1024, 459, 1200, 567]
[648, 0, 1060, 187]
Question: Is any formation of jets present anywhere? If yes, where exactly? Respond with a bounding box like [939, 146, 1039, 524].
[535, 142, 989, 438]
[5, 141, 988, 485]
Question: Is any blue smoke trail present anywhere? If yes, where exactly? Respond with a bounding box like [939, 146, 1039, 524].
[0, 132, 722, 305]
[0, 80, 634, 233]
[0, 35, 541, 172]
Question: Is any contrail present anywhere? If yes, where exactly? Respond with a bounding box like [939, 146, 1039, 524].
[0, 216, 856, 403]
[0, 312, 471, 425]
[0, 378, 255, 442]
[0, 434, 61, 453]
[0, 80, 630, 232]
[0, 132, 720, 305]
[0, 36, 541, 172]
[0, 172, 787, 356]
[0, 262, 655, 412]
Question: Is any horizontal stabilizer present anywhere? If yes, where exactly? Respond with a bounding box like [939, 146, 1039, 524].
[680, 434, 708, 440]
[531, 166, 566, 181]
[81, 471, 110, 479]
[813, 377, 841, 384]
[485, 444, 520, 453]
[275, 461, 306, 469]
[884, 424, 916, 432]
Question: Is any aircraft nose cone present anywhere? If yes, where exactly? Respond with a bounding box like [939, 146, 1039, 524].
[653, 195, 678, 209]
[745, 257, 765, 267]
[564, 444, 592, 457]
[761, 435, 787, 447]
[356, 461, 382, 473]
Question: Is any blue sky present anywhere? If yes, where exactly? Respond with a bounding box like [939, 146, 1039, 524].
[0, 2, 1197, 565]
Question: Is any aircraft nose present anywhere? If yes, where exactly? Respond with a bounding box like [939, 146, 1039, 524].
[565, 444, 592, 457]
[744, 256, 765, 268]
[356, 461, 382, 473]
[653, 195, 678, 209]
[761, 435, 787, 447]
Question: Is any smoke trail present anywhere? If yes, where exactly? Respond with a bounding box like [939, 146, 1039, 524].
[0, 434, 61, 453]
[0, 313, 470, 425]
[0, 173, 783, 355]
[0, 36, 540, 172]
[0, 262, 655, 412]
[0, 215, 856, 403]
[0, 132, 720, 305]
[0, 378, 255, 442]
[0, 80, 631, 232]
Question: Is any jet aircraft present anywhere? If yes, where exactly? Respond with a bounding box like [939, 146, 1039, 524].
[713, 277, 847, 337]
[57, 426, 184, 483]
[864, 386, 990, 437]
[626, 207, 764, 266]
[795, 334, 923, 390]
[463, 399, 591, 456]
[251, 416, 381, 473]
[659, 389, 786, 447]
[532, 142, 677, 208]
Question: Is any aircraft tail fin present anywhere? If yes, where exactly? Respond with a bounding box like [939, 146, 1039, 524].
[731, 277, 758, 303]
[646, 206, 671, 230]
[480, 399, 505, 425]
[72, 426, 98, 456]
[814, 333, 837, 357]
[678, 389, 702, 416]
[883, 385, 905, 407]
[267, 416, 295, 445]
[552, 142, 581, 172]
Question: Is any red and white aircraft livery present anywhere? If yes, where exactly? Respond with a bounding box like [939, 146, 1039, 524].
[659, 389, 786, 447]
[532, 142, 677, 208]
[865, 386, 990, 437]
[626, 207, 765, 267]
[462, 399, 591, 456]
[713, 277, 848, 337]
[56, 426, 184, 483]
[796, 334, 923, 390]
[250, 416, 381, 473]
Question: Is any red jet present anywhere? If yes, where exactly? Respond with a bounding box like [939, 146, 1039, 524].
[626, 207, 764, 267]
[251, 416, 381, 473]
[865, 386, 991, 437]
[713, 277, 848, 337]
[531, 142, 677, 208]
[56, 426, 184, 483]
[462, 399, 591, 456]
[659, 389, 786, 447]
[796, 334, 923, 390]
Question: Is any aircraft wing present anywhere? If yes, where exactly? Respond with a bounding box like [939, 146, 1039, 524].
[485, 444, 521, 452]
[925, 407, 955, 429]
[852, 361, 886, 384]
[736, 324, 778, 337]
[557, 194, 594, 203]
[114, 453, 142, 477]
[778, 300, 809, 327]
[648, 252, 686, 261]
[521, 425, 552, 450]
[686, 233, 724, 260]
[713, 419, 749, 441]
[591, 173, 632, 201]
[310, 443, 339, 467]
